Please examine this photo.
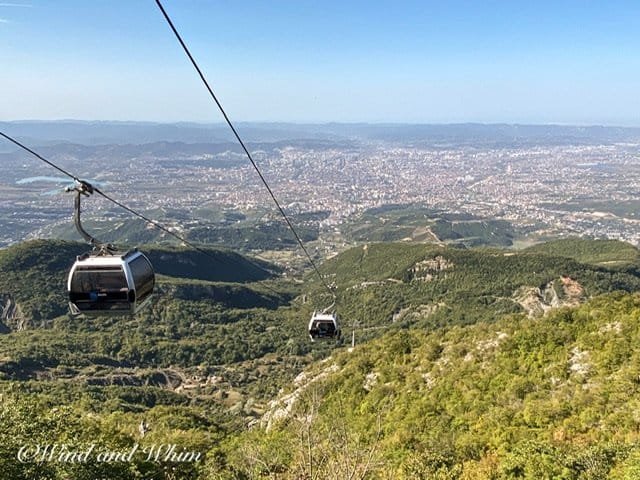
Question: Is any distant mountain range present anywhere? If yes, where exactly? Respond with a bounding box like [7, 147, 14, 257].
[2, 120, 640, 151]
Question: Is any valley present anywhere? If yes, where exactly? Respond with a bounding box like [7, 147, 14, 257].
[3, 123, 640, 254]
[2, 123, 640, 478]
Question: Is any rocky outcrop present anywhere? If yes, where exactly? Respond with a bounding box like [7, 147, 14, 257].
[513, 276, 585, 318]
[0, 293, 25, 333]
[261, 363, 340, 431]
[409, 255, 454, 282]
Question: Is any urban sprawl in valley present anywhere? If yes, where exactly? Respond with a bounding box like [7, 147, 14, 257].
[2, 130, 640, 250]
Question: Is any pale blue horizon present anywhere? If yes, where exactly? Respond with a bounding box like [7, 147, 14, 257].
[1, 1, 639, 126]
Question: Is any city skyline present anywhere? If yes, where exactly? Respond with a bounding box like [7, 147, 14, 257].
[1, 1, 640, 125]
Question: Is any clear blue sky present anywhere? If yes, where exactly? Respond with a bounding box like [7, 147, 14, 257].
[1, 0, 639, 125]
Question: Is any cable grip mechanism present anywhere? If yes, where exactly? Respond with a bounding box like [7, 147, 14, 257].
[66, 180, 115, 255]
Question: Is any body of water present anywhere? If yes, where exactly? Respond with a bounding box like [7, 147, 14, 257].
[16, 176, 73, 184]
[17, 176, 110, 196]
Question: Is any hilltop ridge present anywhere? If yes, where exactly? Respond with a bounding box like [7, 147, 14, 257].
[308, 239, 640, 336]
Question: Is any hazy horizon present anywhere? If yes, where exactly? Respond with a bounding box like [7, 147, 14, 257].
[2, 1, 640, 125]
[3, 119, 640, 129]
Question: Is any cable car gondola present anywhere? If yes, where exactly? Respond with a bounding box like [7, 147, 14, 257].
[68, 249, 155, 315]
[308, 311, 341, 342]
[66, 181, 155, 316]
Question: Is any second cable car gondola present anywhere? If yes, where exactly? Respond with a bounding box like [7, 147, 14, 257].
[308, 311, 341, 341]
[66, 181, 155, 316]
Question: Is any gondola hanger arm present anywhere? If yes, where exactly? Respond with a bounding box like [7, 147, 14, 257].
[66, 181, 115, 255]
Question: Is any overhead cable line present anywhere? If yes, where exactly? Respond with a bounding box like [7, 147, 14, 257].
[0, 132, 82, 182]
[0, 130, 223, 265]
[1, 130, 284, 295]
[153, 0, 335, 299]
[92, 187, 283, 295]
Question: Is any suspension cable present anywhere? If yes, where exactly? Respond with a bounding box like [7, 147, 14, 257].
[94, 185, 285, 294]
[1, 130, 230, 266]
[0, 132, 81, 182]
[153, 0, 335, 299]
[1, 130, 288, 296]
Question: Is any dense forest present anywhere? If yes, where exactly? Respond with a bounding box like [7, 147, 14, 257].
[216, 292, 640, 478]
[1, 238, 640, 478]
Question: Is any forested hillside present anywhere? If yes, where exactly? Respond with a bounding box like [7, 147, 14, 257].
[309, 240, 640, 338]
[216, 292, 640, 478]
[0, 240, 311, 414]
[1, 238, 640, 478]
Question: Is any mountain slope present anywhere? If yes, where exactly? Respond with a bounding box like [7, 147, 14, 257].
[2, 238, 640, 478]
[523, 238, 640, 266]
[309, 241, 640, 337]
[0, 240, 303, 395]
[219, 292, 640, 478]
[0, 239, 279, 327]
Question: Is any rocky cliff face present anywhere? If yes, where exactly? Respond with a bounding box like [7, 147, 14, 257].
[512, 276, 585, 317]
[0, 293, 25, 333]
[409, 255, 454, 282]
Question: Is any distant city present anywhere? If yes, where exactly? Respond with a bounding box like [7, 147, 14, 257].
[1, 121, 640, 250]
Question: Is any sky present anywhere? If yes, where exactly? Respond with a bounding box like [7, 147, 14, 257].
[1, 0, 640, 125]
